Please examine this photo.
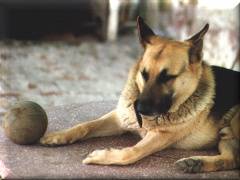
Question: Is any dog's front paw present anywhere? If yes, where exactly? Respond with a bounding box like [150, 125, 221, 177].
[175, 158, 203, 173]
[82, 148, 126, 165]
[82, 148, 113, 165]
[39, 130, 75, 147]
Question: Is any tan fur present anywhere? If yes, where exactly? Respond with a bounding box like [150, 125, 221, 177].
[40, 16, 239, 173]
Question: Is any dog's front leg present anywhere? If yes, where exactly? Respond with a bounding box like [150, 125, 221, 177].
[40, 110, 126, 146]
[82, 130, 174, 165]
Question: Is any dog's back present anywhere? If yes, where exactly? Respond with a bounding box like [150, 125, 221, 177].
[210, 66, 239, 120]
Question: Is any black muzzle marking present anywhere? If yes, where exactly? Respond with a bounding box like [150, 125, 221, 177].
[134, 99, 142, 128]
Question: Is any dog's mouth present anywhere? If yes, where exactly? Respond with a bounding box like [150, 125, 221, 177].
[134, 99, 159, 128]
[134, 98, 172, 128]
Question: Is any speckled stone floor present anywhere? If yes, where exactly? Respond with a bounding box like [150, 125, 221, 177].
[0, 101, 239, 179]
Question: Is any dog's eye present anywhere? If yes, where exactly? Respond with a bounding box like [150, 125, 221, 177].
[157, 69, 177, 84]
[141, 68, 149, 82]
[157, 75, 176, 84]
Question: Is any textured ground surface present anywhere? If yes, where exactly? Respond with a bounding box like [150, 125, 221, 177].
[1, 101, 239, 179]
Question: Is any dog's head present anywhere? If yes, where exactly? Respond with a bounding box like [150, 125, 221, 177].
[135, 16, 209, 119]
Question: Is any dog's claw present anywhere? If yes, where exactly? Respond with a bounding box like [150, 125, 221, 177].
[175, 158, 203, 173]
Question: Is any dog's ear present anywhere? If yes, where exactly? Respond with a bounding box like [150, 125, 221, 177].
[137, 16, 155, 49]
[188, 23, 209, 43]
[186, 24, 209, 63]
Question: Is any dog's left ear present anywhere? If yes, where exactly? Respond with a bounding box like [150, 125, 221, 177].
[188, 23, 209, 42]
[185, 24, 209, 63]
[137, 16, 155, 49]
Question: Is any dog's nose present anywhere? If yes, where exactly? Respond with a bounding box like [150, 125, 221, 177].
[136, 100, 154, 116]
[136, 95, 173, 116]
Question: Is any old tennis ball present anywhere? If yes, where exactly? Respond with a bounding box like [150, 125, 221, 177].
[2, 101, 48, 145]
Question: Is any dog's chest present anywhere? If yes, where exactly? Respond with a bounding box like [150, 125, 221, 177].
[171, 120, 219, 150]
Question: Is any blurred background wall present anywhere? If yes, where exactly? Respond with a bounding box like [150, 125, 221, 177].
[1, 0, 239, 69]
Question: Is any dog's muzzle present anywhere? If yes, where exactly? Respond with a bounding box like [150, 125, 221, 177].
[134, 95, 173, 128]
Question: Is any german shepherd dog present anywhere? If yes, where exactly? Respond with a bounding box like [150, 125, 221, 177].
[40, 16, 240, 173]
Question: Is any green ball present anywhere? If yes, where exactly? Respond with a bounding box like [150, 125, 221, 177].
[2, 101, 48, 145]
